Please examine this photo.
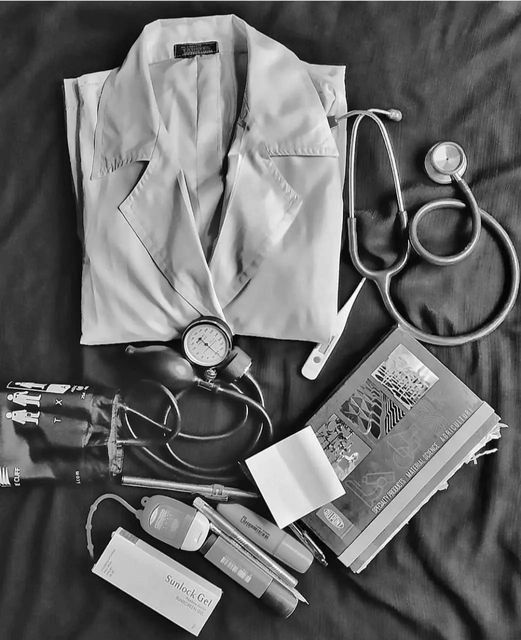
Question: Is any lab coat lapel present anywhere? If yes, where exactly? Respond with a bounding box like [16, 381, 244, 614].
[209, 131, 303, 309]
[208, 23, 339, 309]
[118, 130, 225, 319]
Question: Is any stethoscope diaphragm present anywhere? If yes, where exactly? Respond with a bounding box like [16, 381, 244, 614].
[424, 141, 467, 184]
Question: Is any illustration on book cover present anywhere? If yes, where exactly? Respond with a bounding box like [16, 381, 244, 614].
[314, 345, 439, 485]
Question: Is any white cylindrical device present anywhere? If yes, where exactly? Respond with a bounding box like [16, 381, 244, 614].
[138, 495, 210, 551]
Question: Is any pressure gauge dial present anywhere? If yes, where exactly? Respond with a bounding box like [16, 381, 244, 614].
[181, 317, 233, 368]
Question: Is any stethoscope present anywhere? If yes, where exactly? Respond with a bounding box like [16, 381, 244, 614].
[337, 108, 520, 347]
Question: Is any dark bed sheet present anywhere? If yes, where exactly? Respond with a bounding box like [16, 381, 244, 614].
[1, 2, 520, 639]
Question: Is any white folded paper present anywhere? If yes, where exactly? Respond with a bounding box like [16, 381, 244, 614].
[246, 426, 345, 528]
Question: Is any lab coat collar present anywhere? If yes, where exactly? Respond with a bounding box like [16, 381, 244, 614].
[91, 15, 338, 178]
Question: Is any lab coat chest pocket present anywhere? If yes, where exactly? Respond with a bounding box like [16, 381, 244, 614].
[210, 143, 303, 308]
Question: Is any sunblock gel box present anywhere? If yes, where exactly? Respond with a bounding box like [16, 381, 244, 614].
[93, 527, 222, 636]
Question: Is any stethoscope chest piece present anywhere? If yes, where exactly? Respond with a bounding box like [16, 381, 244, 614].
[424, 141, 467, 184]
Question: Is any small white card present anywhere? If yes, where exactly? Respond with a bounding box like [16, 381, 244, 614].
[246, 426, 345, 528]
[93, 528, 221, 636]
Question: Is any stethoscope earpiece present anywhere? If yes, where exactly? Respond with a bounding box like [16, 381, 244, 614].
[424, 141, 467, 184]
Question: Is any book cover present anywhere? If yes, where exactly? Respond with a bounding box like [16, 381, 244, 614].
[302, 326, 499, 562]
[349, 415, 503, 572]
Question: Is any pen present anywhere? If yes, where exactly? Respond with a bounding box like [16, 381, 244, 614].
[237, 460, 256, 485]
[207, 522, 309, 605]
[236, 461, 328, 567]
[193, 497, 299, 589]
[121, 475, 260, 501]
[288, 523, 328, 568]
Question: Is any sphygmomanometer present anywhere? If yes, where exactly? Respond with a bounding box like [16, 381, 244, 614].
[122, 316, 273, 483]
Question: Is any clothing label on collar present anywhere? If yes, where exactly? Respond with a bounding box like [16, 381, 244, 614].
[173, 41, 219, 58]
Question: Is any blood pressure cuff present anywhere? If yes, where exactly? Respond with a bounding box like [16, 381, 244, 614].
[0, 381, 124, 485]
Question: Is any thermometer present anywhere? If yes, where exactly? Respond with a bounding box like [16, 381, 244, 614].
[301, 278, 366, 380]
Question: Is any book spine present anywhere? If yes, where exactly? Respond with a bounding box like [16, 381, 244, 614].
[337, 402, 495, 568]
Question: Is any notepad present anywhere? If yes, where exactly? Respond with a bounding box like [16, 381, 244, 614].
[246, 426, 345, 528]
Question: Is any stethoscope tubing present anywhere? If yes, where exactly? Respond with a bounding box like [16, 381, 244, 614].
[374, 201, 520, 346]
[409, 176, 481, 266]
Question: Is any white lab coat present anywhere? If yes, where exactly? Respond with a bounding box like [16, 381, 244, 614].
[64, 15, 347, 345]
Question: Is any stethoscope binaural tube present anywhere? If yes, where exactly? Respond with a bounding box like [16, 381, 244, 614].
[344, 109, 411, 281]
[341, 109, 407, 220]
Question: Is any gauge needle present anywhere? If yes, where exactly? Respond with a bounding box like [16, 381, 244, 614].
[197, 337, 220, 356]
[206, 337, 221, 354]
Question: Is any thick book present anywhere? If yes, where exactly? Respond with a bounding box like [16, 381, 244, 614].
[348, 413, 502, 572]
[302, 326, 501, 570]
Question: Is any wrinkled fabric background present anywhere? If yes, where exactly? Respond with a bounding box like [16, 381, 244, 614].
[0, 2, 520, 639]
